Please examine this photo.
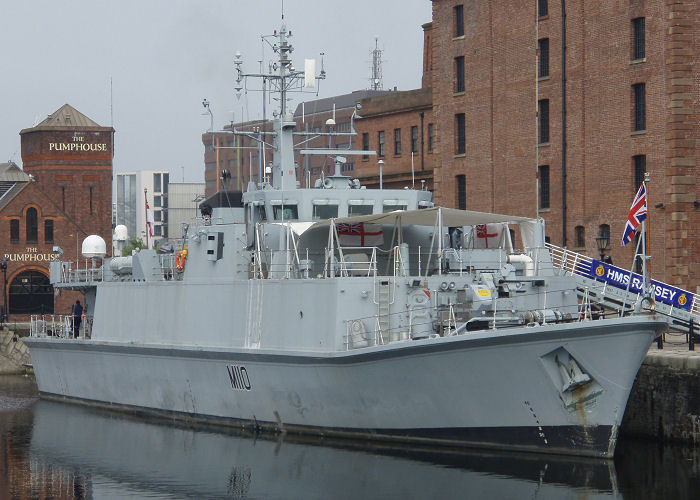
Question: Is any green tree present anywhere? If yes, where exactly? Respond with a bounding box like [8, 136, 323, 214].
[120, 237, 146, 256]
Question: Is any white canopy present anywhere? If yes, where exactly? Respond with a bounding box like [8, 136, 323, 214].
[308, 206, 535, 230]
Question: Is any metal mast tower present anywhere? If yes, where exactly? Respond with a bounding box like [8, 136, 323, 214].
[370, 37, 383, 91]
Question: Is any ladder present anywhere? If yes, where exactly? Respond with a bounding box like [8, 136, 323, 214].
[546, 243, 700, 332]
[375, 278, 393, 344]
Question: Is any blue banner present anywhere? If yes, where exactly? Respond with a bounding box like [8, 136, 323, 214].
[581, 260, 694, 311]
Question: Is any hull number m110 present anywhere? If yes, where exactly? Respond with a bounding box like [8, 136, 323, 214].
[227, 365, 252, 391]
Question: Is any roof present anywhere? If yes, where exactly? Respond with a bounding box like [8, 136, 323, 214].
[0, 162, 30, 182]
[293, 90, 390, 118]
[0, 162, 30, 212]
[35, 104, 102, 128]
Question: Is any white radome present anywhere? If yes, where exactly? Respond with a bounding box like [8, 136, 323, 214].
[82, 235, 107, 258]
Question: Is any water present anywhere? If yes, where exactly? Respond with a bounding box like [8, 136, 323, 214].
[1, 376, 698, 499]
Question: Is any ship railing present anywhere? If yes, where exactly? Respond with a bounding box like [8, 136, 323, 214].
[546, 242, 700, 327]
[29, 314, 88, 338]
[54, 261, 104, 284]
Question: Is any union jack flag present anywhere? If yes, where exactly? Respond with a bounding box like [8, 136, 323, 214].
[621, 183, 647, 246]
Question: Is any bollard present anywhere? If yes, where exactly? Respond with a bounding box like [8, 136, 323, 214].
[657, 332, 663, 349]
[690, 319, 695, 351]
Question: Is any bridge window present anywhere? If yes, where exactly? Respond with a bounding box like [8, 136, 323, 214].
[348, 201, 374, 216]
[383, 200, 408, 213]
[312, 200, 339, 220]
[272, 202, 298, 221]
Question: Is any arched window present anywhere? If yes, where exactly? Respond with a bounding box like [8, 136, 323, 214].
[26, 207, 38, 243]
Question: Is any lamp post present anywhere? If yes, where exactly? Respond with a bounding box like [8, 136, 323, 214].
[0, 257, 8, 325]
[595, 233, 610, 262]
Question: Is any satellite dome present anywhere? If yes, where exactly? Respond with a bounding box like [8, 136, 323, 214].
[82, 235, 107, 259]
[114, 225, 128, 241]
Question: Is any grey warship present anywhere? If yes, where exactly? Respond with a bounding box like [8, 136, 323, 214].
[25, 20, 667, 458]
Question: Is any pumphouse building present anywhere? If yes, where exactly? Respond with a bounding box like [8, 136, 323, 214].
[0, 104, 113, 320]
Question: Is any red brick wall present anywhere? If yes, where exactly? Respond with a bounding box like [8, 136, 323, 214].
[431, 0, 699, 291]
[353, 89, 434, 190]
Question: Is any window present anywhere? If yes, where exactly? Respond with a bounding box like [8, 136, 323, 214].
[455, 113, 466, 154]
[155, 211, 162, 222]
[273, 205, 298, 220]
[575, 226, 585, 248]
[394, 128, 402, 155]
[88, 186, 94, 215]
[456, 174, 466, 210]
[154, 225, 162, 236]
[44, 220, 54, 243]
[455, 56, 465, 92]
[10, 219, 19, 243]
[349, 204, 374, 216]
[154, 173, 162, 193]
[378, 131, 385, 157]
[61, 186, 66, 211]
[383, 202, 408, 213]
[633, 83, 646, 131]
[312, 203, 339, 220]
[633, 155, 646, 190]
[411, 126, 419, 153]
[539, 165, 550, 209]
[26, 207, 38, 243]
[428, 123, 434, 152]
[454, 4, 464, 37]
[599, 224, 610, 241]
[154, 195, 162, 208]
[632, 17, 645, 60]
[538, 99, 550, 144]
[538, 38, 549, 78]
[538, 0, 548, 17]
[362, 133, 369, 160]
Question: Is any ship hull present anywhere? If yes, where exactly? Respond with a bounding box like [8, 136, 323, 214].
[25, 317, 663, 457]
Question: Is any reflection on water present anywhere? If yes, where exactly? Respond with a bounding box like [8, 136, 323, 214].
[0, 375, 698, 499]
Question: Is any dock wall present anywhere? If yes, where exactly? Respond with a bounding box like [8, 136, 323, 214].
[622, 348, 700, 445]
[0, 330, 32, 375]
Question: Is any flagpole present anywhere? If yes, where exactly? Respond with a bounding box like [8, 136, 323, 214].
[642, 173, 651, 297]
[144, 188, 148, 248]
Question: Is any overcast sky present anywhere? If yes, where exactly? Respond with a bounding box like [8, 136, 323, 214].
[1, 0, 432, 183]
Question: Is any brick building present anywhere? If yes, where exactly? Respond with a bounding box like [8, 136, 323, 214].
[202, 91, 387, 198]
[429, 0, 699, 291]
[353, 87, 434, 190]
[0, 104, 113, 320]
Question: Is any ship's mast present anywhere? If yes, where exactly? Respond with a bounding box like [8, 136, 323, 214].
[233, 20, 326, 191]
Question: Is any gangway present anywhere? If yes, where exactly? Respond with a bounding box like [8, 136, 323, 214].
[546, 243, 700, 332]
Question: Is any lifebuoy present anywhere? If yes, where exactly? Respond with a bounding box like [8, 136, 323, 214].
[176, 248, 187, 271]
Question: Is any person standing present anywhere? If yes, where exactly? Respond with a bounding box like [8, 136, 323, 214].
[72, 300, 83, 338]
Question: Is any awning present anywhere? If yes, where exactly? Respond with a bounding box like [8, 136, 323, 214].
[308, 206, 535, 230]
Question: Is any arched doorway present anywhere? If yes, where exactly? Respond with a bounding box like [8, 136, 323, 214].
[9, 270, 54, 314]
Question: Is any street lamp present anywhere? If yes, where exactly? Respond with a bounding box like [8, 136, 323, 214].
[0, 257, 8, 325]
[595, 233, 610, 262]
